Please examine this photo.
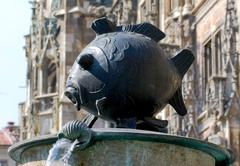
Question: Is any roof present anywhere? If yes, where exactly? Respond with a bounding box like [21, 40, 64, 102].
[0, 131, 13, 145]
[0, 122, 20, 146]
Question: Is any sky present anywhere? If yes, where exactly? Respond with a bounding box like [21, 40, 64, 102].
[0, 1, 31, 129]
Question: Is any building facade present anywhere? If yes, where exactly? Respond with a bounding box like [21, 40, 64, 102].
[0, 122, 19, 166]
[20, 0, 240, 165]
[131, 0, 240, 165]
[20, 0, 112, 140]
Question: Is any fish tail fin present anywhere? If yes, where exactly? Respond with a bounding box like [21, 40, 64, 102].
[170, 49, 194, 78]
[168, 88, 187, 116]
[169, 49, 194, 115]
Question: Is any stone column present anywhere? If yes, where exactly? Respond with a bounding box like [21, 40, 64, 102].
[38, 65, 43, 95]
[165, 0, 171, 17]
[183, 0, 192, 15]
[172, 0, 180, 18]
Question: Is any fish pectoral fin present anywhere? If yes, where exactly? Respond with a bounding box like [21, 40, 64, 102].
[170, 49, 194, 78]
[95, 97, 109, 115]
[82, 113, 98, 128]
[91, 17, 116, 35]
[168, 88, 187, 116]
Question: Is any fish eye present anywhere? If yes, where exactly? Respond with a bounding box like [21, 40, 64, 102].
[77, 54, 94, 70]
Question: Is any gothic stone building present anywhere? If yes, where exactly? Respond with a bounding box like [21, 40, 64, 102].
[19, 0, 112, 139]
[20, 0, 240, 165]
[115, 0, 239, 165]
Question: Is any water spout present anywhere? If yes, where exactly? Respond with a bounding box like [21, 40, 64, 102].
[45, 120, 93, 166]
[46, 138, 77, 166]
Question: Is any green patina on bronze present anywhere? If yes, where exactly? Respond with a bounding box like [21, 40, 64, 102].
[8, 135, 57, 163]
[8, 129, 233, 166]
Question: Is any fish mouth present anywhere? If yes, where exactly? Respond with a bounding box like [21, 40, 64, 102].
[64, 87, 81, 111]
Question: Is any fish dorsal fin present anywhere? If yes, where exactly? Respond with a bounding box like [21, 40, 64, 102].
[120, 23, 165, 42]
[169, 88, 187, 116]
[91, 18, 166, 42]
[171, 49, 194, 78]
[91, 17, 116, 35]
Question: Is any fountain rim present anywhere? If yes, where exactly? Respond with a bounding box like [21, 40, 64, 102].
[8, 128, 233, 165]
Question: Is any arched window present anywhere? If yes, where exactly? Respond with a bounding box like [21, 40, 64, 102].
[42, 57, 57, 94]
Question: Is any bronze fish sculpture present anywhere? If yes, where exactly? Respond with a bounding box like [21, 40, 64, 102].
[65, 18, 194, 130]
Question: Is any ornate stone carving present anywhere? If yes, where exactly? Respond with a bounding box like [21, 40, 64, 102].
[110, 0, 137, 25]
[51, 0, 63, 12]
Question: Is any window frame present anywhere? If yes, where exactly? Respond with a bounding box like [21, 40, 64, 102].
[202, 28, 223, 102]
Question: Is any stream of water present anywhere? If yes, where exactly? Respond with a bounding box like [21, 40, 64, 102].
[45, 138, 79, 166]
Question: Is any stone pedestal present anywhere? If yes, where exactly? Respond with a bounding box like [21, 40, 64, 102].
[8, 129, 232, 166]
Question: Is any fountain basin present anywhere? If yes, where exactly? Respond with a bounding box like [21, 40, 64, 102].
[8, 128, 232, 166]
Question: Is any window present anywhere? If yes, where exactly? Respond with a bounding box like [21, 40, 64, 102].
[140, 2, 146, 22]
[203, 31, 224, 98]
[204, 40, 212, 85]
[215, 33, 222, 75]
[42, 58, 57, 94]
[23, 117, 27, 127]
[149, 0, 159, 26]
[203, 31, 223, 86]
[40, 115, 53, 135]
[150, 0, 156, 11]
